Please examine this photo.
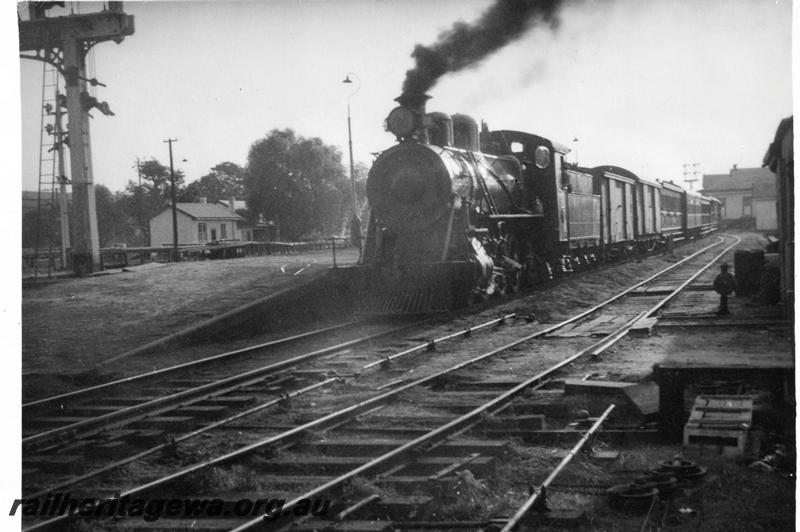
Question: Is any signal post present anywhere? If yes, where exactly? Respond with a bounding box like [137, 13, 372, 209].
[19, 2, 134, 273]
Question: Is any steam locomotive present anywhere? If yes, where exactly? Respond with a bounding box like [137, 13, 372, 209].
[357, 92, 721, 312]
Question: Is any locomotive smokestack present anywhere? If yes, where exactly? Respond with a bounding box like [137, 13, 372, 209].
[395, 91, 431, 115]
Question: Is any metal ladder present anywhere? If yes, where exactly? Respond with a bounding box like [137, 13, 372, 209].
[33, 60, 68, 277]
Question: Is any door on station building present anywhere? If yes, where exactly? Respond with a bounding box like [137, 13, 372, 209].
[210, 228, 217, 241]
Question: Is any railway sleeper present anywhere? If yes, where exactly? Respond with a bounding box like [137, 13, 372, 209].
[90, 439, 132, 459]
[22, 454, 84, 474]
[335, 495, 436, 521]
[23, 415, 89, 429]
[82, 396, 165, 406]
[171, 405, 231, 419]
[416, 400, 569, 417]
[200, 394, 259, 407]
[247, 455, 496, 477]
[122, 428, 167, 445]
[353, 413, 547, 432]
[103, 518, 251, 531]
[477, 427, 661, 444]
[281, 520, 394, 532]
[298, 438, 509, 458]
[129, 415, 197, 431]
[60, 404, 147, 417]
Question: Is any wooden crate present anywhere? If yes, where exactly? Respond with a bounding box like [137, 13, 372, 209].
[683, 395, 753, 457]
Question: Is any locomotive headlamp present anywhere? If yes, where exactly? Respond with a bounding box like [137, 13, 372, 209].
[386, 106, 417, 138]
[534, 146, 551, 169]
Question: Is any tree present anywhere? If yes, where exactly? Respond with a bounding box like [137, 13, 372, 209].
[125, 158, 185, 244]
[244, 129, 350, 241]
[180, 162, 245, 203]
[95, 184, 141, 247]
[22, 206, 61, 250]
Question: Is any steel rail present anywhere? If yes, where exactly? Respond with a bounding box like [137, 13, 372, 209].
[500, 405, 616, 532]
[360, 313, 515, 371]
[24, 378, 338, 500]
[230, 238, 739, 531]
[508, 236, 724, 336]
[642, 234, 742, 318]
[23, 322, 423, 451]
[22, 311, 647, 532]
[230, 317, 643, 532]
[25, 314, 516, 498]
[23, 320, 360, 410]
[23, 236, 730, 531]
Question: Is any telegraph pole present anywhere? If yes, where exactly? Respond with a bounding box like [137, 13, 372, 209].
[164, 138, 180, 262]
[342, 73, 361, 251]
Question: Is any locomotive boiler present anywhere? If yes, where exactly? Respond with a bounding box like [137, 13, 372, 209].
[360, 92, 561, 310]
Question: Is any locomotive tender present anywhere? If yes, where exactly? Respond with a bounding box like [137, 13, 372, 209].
[359, 92, 720, 311]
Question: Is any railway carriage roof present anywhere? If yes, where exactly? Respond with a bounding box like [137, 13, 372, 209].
[659, 181, 686, 194]
[489, 130, 570, 155]
[591, 165, 638, 184]
[636, 176, 661, 188]
[685, 189, 703, 199]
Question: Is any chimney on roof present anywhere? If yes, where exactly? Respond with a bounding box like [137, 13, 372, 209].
[199, 197, 207, 204]
[732, 164, 738, 171]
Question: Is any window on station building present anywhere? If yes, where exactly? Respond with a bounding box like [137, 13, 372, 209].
[220, 223, 227, 240]
[198, 222, 207, 242]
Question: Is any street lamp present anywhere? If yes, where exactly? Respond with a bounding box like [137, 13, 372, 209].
[572, 137, 579, 166]
[342, 73, 361, 251]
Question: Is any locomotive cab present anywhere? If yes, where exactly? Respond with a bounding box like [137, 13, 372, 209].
[480, 129, 601, 272]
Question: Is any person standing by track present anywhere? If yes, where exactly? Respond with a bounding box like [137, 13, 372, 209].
[713, 263, 737, 315]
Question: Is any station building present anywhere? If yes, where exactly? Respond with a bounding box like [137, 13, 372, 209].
[701, 165, 777, 230]
[149, 199, 243, 246]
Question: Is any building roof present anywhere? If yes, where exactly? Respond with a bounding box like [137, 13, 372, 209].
[173, 202, 243, 220]
[763, 116, 793, 172]
[217, 199, 247, 211]
[702, 167, 775, 192]
[752, 182, 777, 199]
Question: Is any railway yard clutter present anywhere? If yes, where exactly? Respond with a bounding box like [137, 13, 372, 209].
[20, 232, 794, 531]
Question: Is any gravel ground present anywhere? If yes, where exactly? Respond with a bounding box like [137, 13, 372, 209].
[19, 231, 794, 531]
[22, 247, 359, 375]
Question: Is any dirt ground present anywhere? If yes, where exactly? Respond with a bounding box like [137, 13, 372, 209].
[22, 247, 359, 375]
[19, 231, 795, 530]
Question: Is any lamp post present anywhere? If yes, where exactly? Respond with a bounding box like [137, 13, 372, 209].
[342, 73, 361, 251]
[572, 137, 579, 166]
[164, 138, 179, 262]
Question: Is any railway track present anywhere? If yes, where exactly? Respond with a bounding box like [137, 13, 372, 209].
[20, 234, 742, 531]
[23, 320, 427, 451]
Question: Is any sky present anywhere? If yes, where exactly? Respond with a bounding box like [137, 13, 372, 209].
[11, 0, 794, 196]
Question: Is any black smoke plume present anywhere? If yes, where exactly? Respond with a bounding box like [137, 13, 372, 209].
[402, 0, 565, 95]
